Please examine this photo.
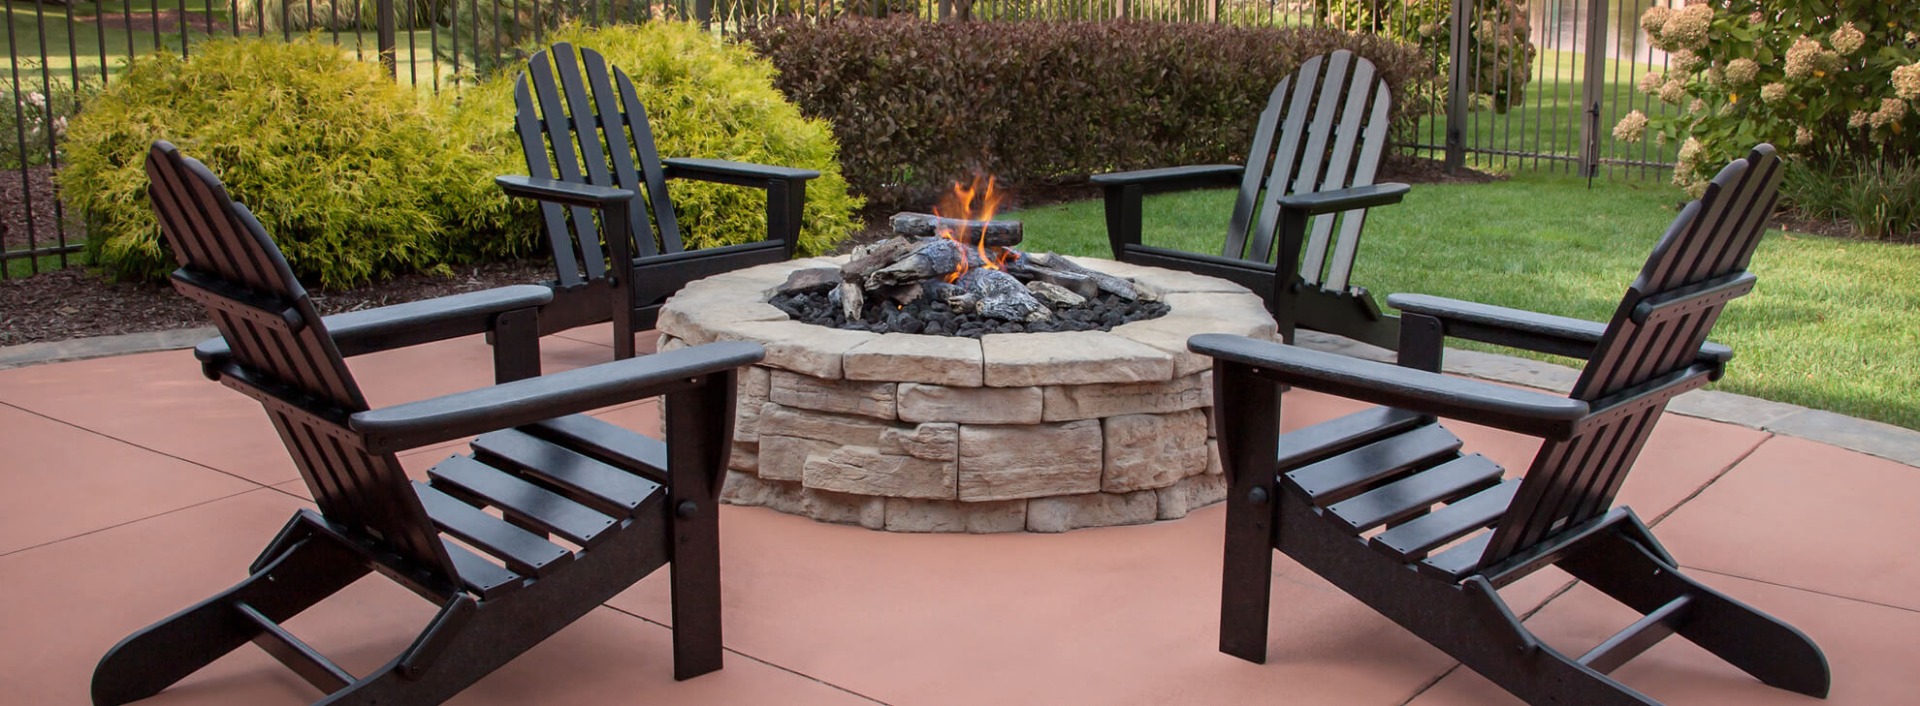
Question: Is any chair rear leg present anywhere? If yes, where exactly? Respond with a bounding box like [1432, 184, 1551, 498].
[1561, 530, 1831, 698]
[1219, 481, 1277, 663]
[92, 534, 369, 706]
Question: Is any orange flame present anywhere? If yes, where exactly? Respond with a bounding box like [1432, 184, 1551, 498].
[932, 174, 1006, 284]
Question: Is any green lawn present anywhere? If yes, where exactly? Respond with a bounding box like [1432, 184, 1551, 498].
[1007, 172, 1920, 431]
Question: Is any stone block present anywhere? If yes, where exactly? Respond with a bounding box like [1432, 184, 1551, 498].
[981, 331, 1174, 387]
[1102, 409, 1210, 492]
[719, 471, 805, 515]
[879, 423, 959, 461]
[728, 442, 758, 473]
[1026, 490, 1158, 533]
[769, 371, 897, 420]
[756, 403, 891, 448]
[898, 383, 1043, 425]
[734, 366, 773, 443]
[1042, 374, 1210, 421]
[845, 335, 986, 387]
[803, 445, 956, 499]
[1155, 473, 1228, 520]
[1206, 439, 1222, 475]
[657, 334, 688, 352]
[883, 498, 1028, 533]
[800, 489, 886, 529]
[957, 420, 1103, 501]
[757, 434, 838, 482]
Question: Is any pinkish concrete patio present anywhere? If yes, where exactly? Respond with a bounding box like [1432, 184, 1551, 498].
[2, 325, 1916, 706]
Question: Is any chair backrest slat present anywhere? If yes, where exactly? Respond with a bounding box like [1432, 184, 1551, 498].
[1479, 145, 1782, 567]
[1321, 82, 1392, 292]
[144, 141, 460, 584]
[524, 51, 612, 279]
[1228, 50, 1392, 284]
[514, 43, 685, 268]
[514, 80, 588, 288]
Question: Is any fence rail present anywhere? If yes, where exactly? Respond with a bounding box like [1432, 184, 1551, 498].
[0, 0, 1678, 279]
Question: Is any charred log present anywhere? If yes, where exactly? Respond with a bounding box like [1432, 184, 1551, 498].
[1003, 257, 1100, 299]
[889, 212, 1024, 247]
[1026, 280, 1087, 308]
[841, 236, 922, 284]
[866, 238, 982, 289]
[777, 266, 842, 296]
[835, 281, 865, 321]
[1023, 252, 1157, 301]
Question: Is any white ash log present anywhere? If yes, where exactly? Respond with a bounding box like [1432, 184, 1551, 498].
[835, 281, 865, 321]
[879, 283, 925, 306]
[1023, 252, 1156, 301]
[1003, 257, 1100, 298]
[777, 266, 842, 296]
[841, 236, 921, 283]
[890, 212, 1023, 247]
[956, 269, 1050, 322]
[1026, 280, 1087, 307]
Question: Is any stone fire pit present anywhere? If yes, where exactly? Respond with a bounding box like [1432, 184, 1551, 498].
[656, 256, 1277, 533]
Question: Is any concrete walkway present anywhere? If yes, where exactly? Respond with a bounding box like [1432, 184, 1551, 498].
[2, 325, 1914, 705]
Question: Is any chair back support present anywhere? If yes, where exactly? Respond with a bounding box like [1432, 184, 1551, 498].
[144, 141, 459, 582]
[1229, 50, 1391, 292]
[1481, 145, 1784, 566]
[515, 42, 681, 287]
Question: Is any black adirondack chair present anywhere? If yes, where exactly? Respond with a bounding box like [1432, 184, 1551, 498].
[500, 42, 819, 360]
[1094, 50, 1410, 350]
[1192, 145, 1830, 704]
[92, 141, 766, 706]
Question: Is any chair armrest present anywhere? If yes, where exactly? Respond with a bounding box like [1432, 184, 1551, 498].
[351, 340, 765, 454]
[1097, 165, 1244, 258]
[663, 157, 819, 187]
[194, 285, 555, 372]
[1274, 182, 1410, 216]
[1189, 333, 1589, 440]
[494, 175, 635, 210]
[1090, 164, 1243, 191]
[1386, 293, 1733, 365]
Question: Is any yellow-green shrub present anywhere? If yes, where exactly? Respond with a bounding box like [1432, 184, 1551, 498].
[60, 38, 527, 286]
[451, 21, 862, 256]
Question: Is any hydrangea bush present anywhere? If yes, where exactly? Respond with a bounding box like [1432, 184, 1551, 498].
[1610, 1, 1920, 196]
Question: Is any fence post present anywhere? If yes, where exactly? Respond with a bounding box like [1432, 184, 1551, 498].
[376, 0, 396, 78]
[1578, 0, 1609, 178]
[1444, 0, 1471, 172]
[697, 0, 714, 29]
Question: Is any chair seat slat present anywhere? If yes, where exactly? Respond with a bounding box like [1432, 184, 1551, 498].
[1369, 478, 1520, 561]
[429, 455, 619, 548]
[528, 414, 669, 483]
[440, 538, 524, 600]
[417, 483, 574, 577]
[1415, 530, 1494, 581]
[1283, 423, 1461, 504]
[1327, 453, 1504, 532]
[1276, 406, 1429, 472]
[471, 429, 666, 518]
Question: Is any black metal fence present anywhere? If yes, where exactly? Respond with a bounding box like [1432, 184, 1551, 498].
[0, 0, 1678, 279]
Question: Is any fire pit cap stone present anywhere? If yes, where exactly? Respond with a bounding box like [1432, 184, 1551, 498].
[844, 335, 985, 387]
[1087, 261, 1258, 294]
[981, 331, 1175, 387]
[716, 319, 879, 379]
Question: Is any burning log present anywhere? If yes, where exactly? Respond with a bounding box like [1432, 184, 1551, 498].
[866, 238, 980, 289]
[841, 236, 922, 285]
[890, 212, 1024, 247]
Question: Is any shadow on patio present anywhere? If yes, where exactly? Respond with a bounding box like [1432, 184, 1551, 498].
[1, 325, 1913, 705]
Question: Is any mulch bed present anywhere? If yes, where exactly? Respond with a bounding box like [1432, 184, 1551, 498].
[0, 260, 554, 347]
[0, 165, 73, 254]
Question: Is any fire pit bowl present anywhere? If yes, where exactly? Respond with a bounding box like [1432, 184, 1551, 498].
[656, 255, 1277, 533]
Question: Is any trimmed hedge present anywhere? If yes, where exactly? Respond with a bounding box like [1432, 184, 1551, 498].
[61, 39, 521, 287]
[741, 18, 1437, 211]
